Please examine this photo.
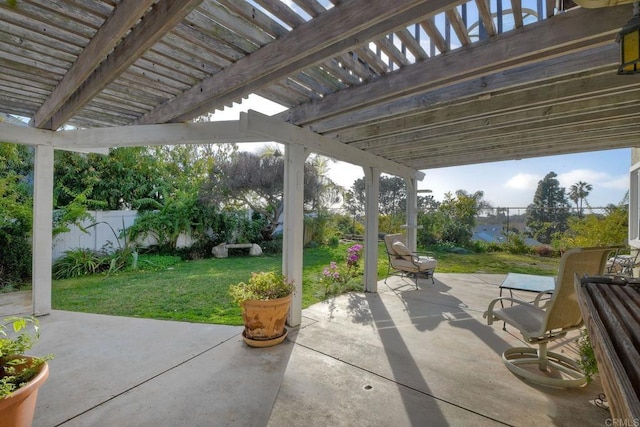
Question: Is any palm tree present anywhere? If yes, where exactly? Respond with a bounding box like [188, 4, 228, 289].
[568, 181, 593, 216]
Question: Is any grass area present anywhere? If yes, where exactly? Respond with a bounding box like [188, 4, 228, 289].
[52, 243, 560, 325]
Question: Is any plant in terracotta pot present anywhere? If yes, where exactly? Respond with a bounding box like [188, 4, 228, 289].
[229, 271, 294, 348]
[0, 316, 52, 427]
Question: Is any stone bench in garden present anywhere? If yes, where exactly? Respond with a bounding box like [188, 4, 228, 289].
[212, 243, 263, 258]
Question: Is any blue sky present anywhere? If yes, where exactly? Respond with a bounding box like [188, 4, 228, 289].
[213, 95, 631, 209]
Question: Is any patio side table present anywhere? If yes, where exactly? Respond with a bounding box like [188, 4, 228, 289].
[499, 273, 556, 299]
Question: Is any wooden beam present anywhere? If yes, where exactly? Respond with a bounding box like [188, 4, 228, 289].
[475, 0, 497, 37]
[316, 45, 618, 136]
[446, 9, 472, 46]
[241, 110, 424, 181]
[284, 4, 632, 126]
[43, 0, 203, 130]
[420, 17, 448, 54]
[354, 96, 640, 157]
[511, 0, 524, 28]
[404, 124, 640, 168]
[341, 69, 635, 145]
[395, 116, 640, 160]
[52, 121, 265, 150]
[0, 123, 54, 146]
[136, 0, 467, 124]
[32, 0, 156, 129]
[367, 106, 640, 154]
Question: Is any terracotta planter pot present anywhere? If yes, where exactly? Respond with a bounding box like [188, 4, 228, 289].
[241, 293, 292, 347]
[0, 358, 49, 427]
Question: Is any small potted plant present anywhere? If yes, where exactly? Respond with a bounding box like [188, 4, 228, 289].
[0, 316, 52, 427]
[229, 271, 294, 348]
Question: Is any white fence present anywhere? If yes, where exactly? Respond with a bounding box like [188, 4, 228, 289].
[52, 210, 192, 260]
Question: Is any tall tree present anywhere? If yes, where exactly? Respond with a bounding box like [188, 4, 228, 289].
[568, 181, 593, 216]
[198, 151, 323, 239]
[348, 176, 435, 216]
[436, 189, 491, 245]
[526, 172, 571, 244]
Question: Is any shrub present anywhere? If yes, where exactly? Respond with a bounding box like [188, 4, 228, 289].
[327, 235, 340, 247]
[468, 240, 488, 253]
[260, 238, 282, 255]
[52, 248, 107, 279]
[228, 271, 294, 303]
[533, 245, 556, 257]
[501, 233, 530, 255]
[0, 226, 32, 290]
[318, 244, 364, 297]
[577, 329, 598, 383]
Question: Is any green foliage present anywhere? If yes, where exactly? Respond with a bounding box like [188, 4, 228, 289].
[568, 181, 593, 215]
[421, 190, 490, 246]
[0, 317, 52, 399]
[128, 198, 198, 251]
[52, 249, 106, 279]
[556, 204, 628, 248]
[228, 271, 294, 304]
[577, 329, 598, 383]
[317, 244, 364, 297]
[52, 192, 95, 237]
[0, 144, 33, 288]
[199, 151, 325, 240]
[417, 211, 439, 246]
[304, 212, 331, 245]
[259, 238, 283, 255]
[134, 255, 182, 271]
[526, 172, 571, 244]
[501, 232, 530, 255]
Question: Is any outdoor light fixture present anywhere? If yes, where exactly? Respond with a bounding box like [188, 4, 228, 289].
[617, 1, 640, 74]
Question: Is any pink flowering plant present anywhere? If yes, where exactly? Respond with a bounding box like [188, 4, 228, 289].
[319, 244, 364, 297]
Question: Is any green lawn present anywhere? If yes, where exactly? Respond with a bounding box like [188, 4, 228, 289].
[52, 244, 560, 325]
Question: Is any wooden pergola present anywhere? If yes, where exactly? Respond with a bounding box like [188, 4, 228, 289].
[1, 0, 639, 325]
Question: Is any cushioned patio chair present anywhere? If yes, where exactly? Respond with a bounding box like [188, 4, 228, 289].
[484, 246, 617, 388]
[383, 233, 437, 289]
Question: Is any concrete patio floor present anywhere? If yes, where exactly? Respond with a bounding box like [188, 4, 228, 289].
[2, 273, 610, 426]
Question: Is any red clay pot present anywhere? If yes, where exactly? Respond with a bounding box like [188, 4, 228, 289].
[241, 293, 292, 347]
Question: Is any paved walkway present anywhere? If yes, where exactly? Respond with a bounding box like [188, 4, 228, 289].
[3, 274, 609, 426]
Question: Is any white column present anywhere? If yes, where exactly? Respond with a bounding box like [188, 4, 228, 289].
[283, 143, 307, 327]
[404, 177, 418, 252]
[363, 166, 380, 293]
[32, 144, 54, 315]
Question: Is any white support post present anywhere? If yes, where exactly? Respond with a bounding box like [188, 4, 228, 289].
[363, 166, 380, 293]
[32, 144, 54, 315]
[283, 143, 307, 327]
[404, 177, 419, 252]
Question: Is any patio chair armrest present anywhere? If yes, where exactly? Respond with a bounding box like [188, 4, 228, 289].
[533, 289, 554, 307]
[484, 297, 532, 325]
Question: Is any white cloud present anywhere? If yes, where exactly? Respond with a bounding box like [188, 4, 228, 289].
[600, 175, 629, 190]
[557, 169, 607, 187]
[558, 169, 628, 191]
[505, 173, 540, 190]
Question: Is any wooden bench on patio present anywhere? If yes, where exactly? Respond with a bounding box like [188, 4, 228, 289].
[576, 276, 640, 422]
[212, 243, 262, 258]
